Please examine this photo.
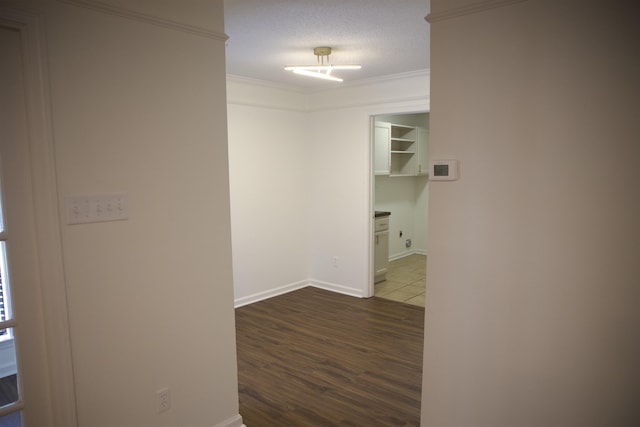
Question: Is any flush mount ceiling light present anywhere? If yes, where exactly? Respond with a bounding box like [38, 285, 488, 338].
[284, 47, 361, 82]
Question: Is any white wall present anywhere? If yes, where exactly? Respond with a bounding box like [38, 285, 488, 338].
[306, 95, 429, 296]
[413, 175, 429, 253]
[423, 0, 640, 425]
[376, 112, 429, 129]
[227, 72, 429, 301]
[24, 1, 241, 426]
[306, 106, 373, 295]
[227, 90, 310, 305]
[374, 176, 428, 259]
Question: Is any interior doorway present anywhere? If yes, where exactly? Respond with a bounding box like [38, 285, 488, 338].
[370, 112, 429, 306]
[0, 23, 52, 425]
[0, 8, 76, 425]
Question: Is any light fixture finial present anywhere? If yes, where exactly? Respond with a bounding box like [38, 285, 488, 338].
[313, 46, 332, 57]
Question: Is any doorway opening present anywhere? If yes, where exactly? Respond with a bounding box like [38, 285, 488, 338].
[370, 112, 429, 307]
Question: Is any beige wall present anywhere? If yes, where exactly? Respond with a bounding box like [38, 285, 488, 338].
[423, 0, 640, 425]
[18, 1, 241, 425]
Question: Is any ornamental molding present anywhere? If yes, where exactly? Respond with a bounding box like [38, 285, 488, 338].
[426, 0, 528, 23]
[58, 0, 228, 41]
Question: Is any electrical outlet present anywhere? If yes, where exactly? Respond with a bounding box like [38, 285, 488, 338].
[332, 256, 339, 268]
[156, 387, 170, 413]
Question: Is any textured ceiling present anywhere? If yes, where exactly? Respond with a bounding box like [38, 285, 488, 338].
[224, 0, 430, 89]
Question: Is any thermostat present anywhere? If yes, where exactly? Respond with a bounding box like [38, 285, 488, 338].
[429, 159, 458, 181]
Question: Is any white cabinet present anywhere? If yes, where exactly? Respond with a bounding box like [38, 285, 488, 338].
[374, 121, 428, 177]
[417, 126, 429, 176]
[374, 214, 390, 283]
[374, 122, 391, 175]
[389, 124, 417, 176]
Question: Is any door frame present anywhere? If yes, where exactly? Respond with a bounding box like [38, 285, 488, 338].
[366, 103, 430, 298]
[0, 5, 77, 426]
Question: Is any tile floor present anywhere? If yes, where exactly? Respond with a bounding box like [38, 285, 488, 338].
[374, 254, 426, 307]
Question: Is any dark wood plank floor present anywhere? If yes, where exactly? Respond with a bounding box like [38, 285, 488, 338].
[235, 286, 424, 427]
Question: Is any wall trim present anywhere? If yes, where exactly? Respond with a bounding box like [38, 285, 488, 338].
[227, 96, 309, 113]
[229, 69, 429, 96]
[234, 279, 366, 308]
[308, 94, 429, 113]
[389, 249, 427, 262]
[234, 280, 310, 308]
[227, 90, 429, 114]
[310, 69, 430, 94]
[309, 280, 364, 298]
[57, 0, 228, 41]
[226, 98, 309, 114]
[227, 69, 430, 112]
[211, 414, 245, 427]
[426, 0, 528, 22]
[227, 94, 429, 114]
[0, 4, 78, 426]
[227, 74, 309, 94]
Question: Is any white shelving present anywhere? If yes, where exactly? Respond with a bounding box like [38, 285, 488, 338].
[374, 121, 428, 177]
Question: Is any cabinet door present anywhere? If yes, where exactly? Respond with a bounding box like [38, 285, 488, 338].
[374, 122, 391, 175]
[416, 127, 429, 176]
[374, 231, 389, 277]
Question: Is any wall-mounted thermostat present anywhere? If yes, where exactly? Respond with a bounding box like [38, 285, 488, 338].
[429, 159, 459, 181]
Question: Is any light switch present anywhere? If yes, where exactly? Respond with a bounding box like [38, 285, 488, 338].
[66, 194, 129, 225]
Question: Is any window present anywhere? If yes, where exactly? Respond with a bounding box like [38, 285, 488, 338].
[0, 246, 10, 341]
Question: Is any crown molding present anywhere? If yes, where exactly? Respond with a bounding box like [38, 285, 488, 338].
[426, 0, 528, 23]
[226, 92, 428, 114]
[227, 69, 431, 94]
[308, 69, 430, 94]
[226, 74, 309, 94]
[57, 0, 228, 41]
[226, 98, 309, 113]
[306, 94, 429, 113]
[226, 70, 430, 112]
[226, 75, 310, 112]
[228, 69, 430, 95]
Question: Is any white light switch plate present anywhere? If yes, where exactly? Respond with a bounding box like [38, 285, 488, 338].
[66, 194, 129, 225]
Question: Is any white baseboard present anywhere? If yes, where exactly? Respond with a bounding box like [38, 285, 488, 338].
[234, 280, 309, 308]
[389, 249, 426, 262]
[211, 414, 244, 427]
[309, 280, 364, 298]
[234, 278, 366, 308]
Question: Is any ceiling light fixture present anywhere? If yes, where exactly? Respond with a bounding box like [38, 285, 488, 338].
[285, 47, 361, 82]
